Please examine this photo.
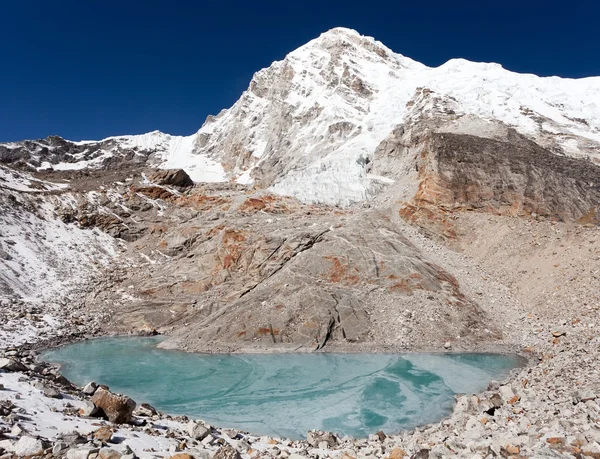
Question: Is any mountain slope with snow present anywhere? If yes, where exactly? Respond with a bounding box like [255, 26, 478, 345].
[2, 27, 599, 206]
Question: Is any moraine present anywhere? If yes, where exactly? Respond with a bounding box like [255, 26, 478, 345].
[43, 337, 523, 439]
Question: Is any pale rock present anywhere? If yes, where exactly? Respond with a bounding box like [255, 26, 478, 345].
[67, 448, 95, 459]
[14, 436, 44, 457]
[201, 434, 216, 446]
[83, 382, 98, 396]
[79, 400, 99, 417]
[53, 442, 68, 455]
[0, 439, 15, 454]
[188, 421, 210, 441]
[499, 385, 515, 402]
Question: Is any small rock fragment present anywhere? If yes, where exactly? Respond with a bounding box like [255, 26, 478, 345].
[83, 382, 98, 396]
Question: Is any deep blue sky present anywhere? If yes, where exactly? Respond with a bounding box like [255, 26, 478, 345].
[1, 0, 597, 142]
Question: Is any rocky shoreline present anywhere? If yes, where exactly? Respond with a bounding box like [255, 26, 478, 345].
[2, 309, 600, 459]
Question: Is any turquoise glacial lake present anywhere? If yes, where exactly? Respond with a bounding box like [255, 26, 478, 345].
[43, 337, 522, 439]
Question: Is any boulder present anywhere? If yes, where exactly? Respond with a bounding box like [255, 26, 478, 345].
[14, 436, 44, 457]
[79, 400, 99, 417]
[148, 169, 194, 187]
[43, 385, 62, 399]
[188, 421, 210, 441]
[91, 388, 136, 424]
[306, 430, 338, 448]
[83, 381, 98, 395]
[0, 439, 15, 454]
[53, 442, 68, 455]
[0, 357, 28, 372]
[67, 448, 98, 459]
[212, 445, 241, 459]
[169, 454, 195, 459]
[133, 403, 158, 417]
[58, 431, 88, 446]
[92, 426, 114, 443]
[99, 448, 122, 459]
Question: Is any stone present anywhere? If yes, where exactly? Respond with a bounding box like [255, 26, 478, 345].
[503, 445, 520, 455]
[79, 400, 99, 417]
[58, 432, 88, 447]
[388, 448, 407, 459]
[187, 421, 210, 441]
[212, 445, 241, 459]
[0, 440, 15, 454]
[0, 358, 27, 372]
[91, 388, 136, 424]
[169, 454, 195, 459]
[410, 449, 430, 459]
[573, 389, 596, 404]
[148, 169, 194, 187]
[498, 385, 515, 402]
[92, 427, 113, 443]
[83, 382, 98, 396]
[14, 436, 44, 457]
[98, 448, 122, 459]
[43, 385, 62, 399]
[11, 424, 23, 436]
[133, 403, 157, 417]
[581, 442, 600, 458]
[444, 341, 452, 350]
[200, 434, 215, 446]
[67, 448, 98, 459]
[306, 430, 338, 448]
[53, 442, 68, 455]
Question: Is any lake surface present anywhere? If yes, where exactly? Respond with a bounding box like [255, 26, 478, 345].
[43, 337, 523, 439]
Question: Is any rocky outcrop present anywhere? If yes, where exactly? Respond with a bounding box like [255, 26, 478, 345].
[148, 169, 194, 187]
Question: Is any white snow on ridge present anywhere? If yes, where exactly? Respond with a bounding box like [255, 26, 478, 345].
[5, 27, 600, 205]
[185, 27, 600, 205]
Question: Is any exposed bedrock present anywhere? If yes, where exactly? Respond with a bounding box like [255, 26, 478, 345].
[93, 196, 499, 351]
[373, 116, 600, 242]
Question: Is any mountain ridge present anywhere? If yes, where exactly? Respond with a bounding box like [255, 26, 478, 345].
[2, 27, 600, 206]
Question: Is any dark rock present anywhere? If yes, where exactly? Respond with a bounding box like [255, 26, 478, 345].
[148, 169, 194, 187]
[0, 358, 27, 372]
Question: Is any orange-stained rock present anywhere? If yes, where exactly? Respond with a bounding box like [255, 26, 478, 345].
[91, 388, 136, 424]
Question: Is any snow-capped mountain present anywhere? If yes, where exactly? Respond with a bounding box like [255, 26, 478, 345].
[2, 27, 600, 205]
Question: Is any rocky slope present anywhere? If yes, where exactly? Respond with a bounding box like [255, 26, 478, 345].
[1, 26, 600, 459]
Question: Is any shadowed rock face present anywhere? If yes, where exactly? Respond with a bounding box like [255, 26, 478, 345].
[424, 131, 600, 224]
